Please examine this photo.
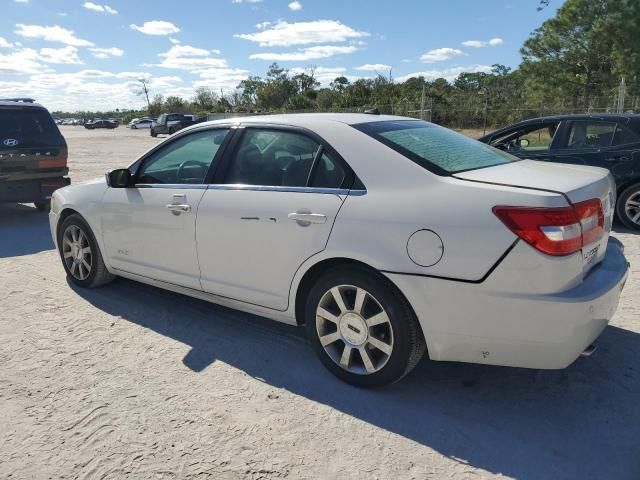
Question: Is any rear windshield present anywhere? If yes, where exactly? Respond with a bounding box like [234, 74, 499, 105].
[354, 120, 519, 175]
[0, 107, 64, 148]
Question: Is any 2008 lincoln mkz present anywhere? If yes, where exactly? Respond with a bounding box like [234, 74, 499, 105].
[49, 114, 629, 387]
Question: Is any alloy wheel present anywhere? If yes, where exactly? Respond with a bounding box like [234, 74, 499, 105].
[315, 285, 394, 375]
[62, 225, 93, 281]
[624, 191, 640, 226]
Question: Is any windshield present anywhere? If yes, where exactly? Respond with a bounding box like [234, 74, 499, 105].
[354, 120, 519, 175]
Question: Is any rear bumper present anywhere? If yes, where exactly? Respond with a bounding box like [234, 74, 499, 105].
[385, 238, 629, 369]
[0, 177, 70, 203]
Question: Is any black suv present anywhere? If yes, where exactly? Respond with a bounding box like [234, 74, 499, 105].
[479, 114, 640, 230]
[0, 98, 70, 211]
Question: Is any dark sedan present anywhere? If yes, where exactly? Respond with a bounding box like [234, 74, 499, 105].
[479, 114, 640, 230]
[84, 119, 117, 130]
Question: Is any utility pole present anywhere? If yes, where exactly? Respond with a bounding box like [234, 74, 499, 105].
[420, 83, 426, 120]
[617, 76, 626, 113]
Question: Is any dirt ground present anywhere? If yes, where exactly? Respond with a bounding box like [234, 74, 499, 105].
[1, 126, 639, 480]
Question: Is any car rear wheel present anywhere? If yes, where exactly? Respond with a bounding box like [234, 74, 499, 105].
[131, 125, 137, 129]
[150, 129, 157, 137]
[305, 266, 425, 387]
[58, 214, 115, 288]
[616, 182, 640, 230]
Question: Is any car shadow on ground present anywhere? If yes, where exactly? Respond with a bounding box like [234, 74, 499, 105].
[0, 204, 54, 258]
[73, 277, 640, 480]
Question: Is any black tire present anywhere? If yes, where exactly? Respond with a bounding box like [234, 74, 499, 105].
[150, 129, 157, 137]
[131, 125, 137, 129]
[34, 199, 50, 212]
[57, 214, 115, 288]
[615, 182, 640, 230]
[305, 266, 426, 388]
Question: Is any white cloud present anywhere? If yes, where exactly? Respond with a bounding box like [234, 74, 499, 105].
[194, 67, 250, 91]
[14, 0, 29, 3]
[462, 38, 503, 48]
[0, 37, 13, 48]
[235, 20, 368, 47]
[232, 0, 263, 3]
[151, 44, 227, 71]
[288, 1, 302, 10]
[169, 37, 181, 44]
[396, 64, 493, 83]
[130, 21, 180, 36]
[0, 49, 50, 74]
[355, 63, 391, 72]
[39, 46, 83, 64]
[15, 24, 94, 47]
[82, 2, 117, 14]
[249, 45, 357, 61]
[89, 47, 124, 58]
[420, 47, 464, 63]
[256, 21, 271, 29]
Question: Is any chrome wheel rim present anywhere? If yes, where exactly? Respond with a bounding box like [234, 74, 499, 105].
[62, 225, 93, 281]
[625, 191, 640, 226]
[316, 285, 393, 375]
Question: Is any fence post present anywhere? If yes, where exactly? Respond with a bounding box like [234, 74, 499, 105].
[482, 96, 488, 136]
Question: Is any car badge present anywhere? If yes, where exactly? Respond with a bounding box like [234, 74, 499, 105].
[3, 138, 19, 147]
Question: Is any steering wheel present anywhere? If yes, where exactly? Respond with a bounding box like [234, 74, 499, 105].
[176, 160, 205, 183]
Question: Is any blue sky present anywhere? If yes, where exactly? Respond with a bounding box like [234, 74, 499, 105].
[0, 0, 559, 111]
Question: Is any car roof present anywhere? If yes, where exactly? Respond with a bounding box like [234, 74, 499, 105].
[510, 113, 640, 125]
[188, 113, 418, 131]
[0, 100, 46, 109]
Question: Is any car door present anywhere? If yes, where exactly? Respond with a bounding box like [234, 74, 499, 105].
[100, 127, 231, 289]
[553, 120, 640, 179]
[196, 126, 354, 310]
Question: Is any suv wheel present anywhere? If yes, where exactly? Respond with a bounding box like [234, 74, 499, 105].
[150, 129, 157, 137]
[305, 267, 426, 388]
[58, 214, 115, 288]
[616, 182, 640, 230]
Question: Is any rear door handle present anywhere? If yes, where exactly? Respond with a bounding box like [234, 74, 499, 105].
[166, 204, 192, 214]
[288, 212, 327, 225]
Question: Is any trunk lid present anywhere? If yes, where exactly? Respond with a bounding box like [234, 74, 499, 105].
[454, 159, 615, 274]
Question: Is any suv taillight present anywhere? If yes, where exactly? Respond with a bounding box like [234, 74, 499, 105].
[37, 158, 67, 169]
[493, 199, 604, 256]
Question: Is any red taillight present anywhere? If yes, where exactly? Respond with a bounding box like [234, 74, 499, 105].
[37, 158, 67, 169]
[493, 199, 604, 256]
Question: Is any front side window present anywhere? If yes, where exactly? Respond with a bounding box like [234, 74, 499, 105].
[225, 128, 345, 188]
[355, 120, 519, 175]
[567, 121, 616, 148]
[136, 129, 229, 184]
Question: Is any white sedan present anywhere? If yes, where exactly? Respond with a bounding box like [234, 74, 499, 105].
[49, 114, 629, 387]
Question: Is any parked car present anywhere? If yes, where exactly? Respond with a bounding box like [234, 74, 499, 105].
[0, 98, 70, 211]
[150, 113, 203, 137]
[84, 119, 117, 130]
[49, 114, 628, 387]
[130, 118, 153, 129]
[479, 114, 640, 230]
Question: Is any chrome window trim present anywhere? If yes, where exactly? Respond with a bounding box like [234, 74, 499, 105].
[134, 183, 209, 189]
[132, 183, 366, 195]
[206, 184, 367, 196]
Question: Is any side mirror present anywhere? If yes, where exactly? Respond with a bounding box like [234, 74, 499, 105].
[106, 168, 131, 188]
[517, 138, 530, 148]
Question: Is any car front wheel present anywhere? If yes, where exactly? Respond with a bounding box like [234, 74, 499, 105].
[305, 266, 425, 387]
[616, 182, 640, 230]
[58, 214, 115, 288]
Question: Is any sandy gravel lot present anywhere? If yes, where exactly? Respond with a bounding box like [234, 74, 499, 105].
[1, 126, 639, 479]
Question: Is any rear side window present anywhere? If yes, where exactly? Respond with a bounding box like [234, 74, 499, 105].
[354, 120, 518, 175]
[612, 123, 639, 146]
[224, 128, 346, 189]
[567, 121, 616, 148]
[0, 107, 64, 147]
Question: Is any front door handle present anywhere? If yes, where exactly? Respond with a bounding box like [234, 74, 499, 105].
[288, 212, 327, 226]
[166, 204, 192, 214]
